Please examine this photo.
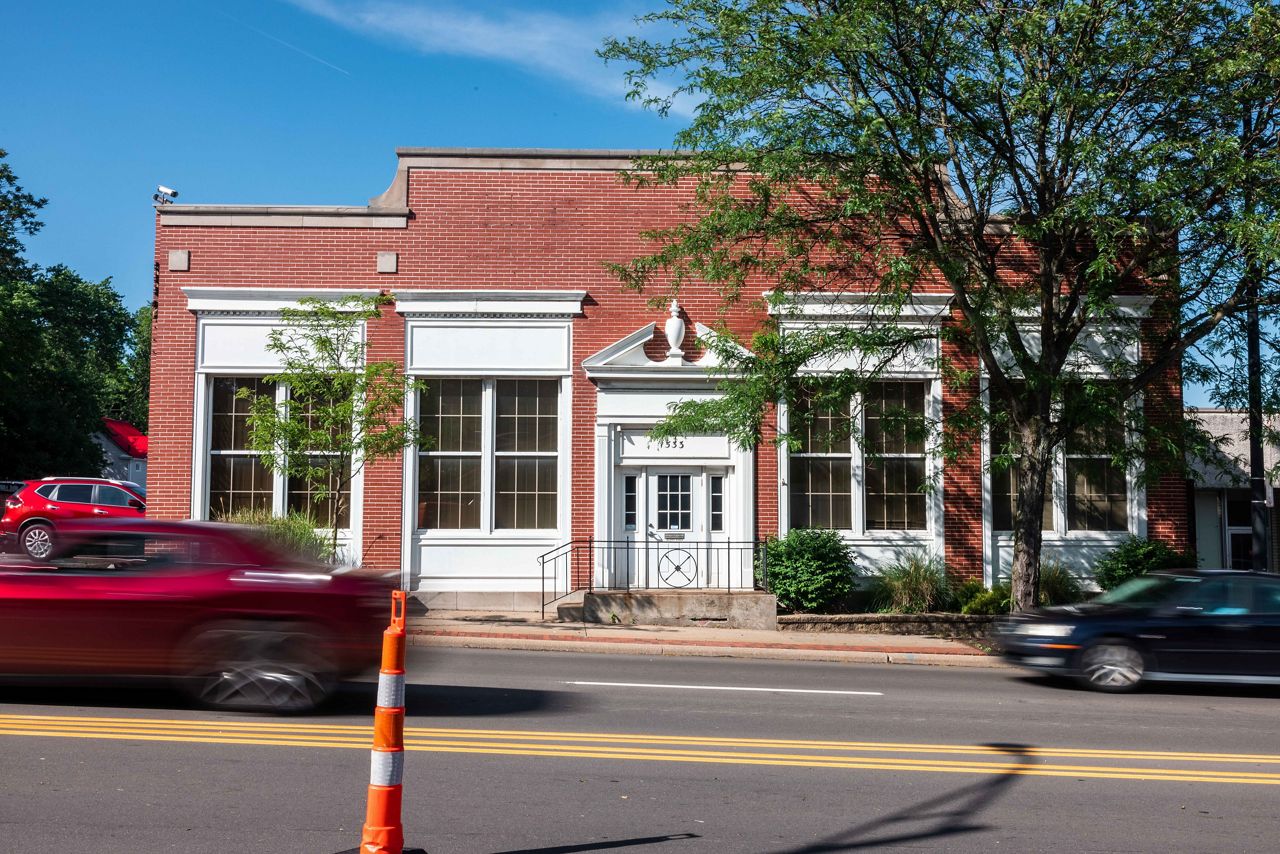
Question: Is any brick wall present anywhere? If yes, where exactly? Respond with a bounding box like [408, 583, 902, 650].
[152, 156, 1187, 584]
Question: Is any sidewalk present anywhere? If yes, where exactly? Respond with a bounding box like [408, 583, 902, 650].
[406, 610, 1006, 668]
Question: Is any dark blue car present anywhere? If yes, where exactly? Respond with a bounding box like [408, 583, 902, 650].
[995, 570, 1280, 691]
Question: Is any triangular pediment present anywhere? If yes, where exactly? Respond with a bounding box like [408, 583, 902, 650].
[582, 323, 746, 380]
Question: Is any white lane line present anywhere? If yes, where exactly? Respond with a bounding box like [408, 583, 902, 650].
[564, 681, 882, 696]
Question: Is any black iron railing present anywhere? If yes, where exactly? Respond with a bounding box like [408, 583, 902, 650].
[539, 538, 767, 618]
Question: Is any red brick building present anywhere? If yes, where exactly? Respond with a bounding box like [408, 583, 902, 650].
[151, 148, 1186, 609]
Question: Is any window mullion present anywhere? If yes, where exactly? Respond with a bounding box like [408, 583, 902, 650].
[482, 379, 495, 534]
[852, 392, 865, 536]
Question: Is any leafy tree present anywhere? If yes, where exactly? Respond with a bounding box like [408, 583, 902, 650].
[0, 148, 45, 280]
[0, 267, 131, 478]
[240, 295, 425, 560]
[0, 150, 131, 477]
[602, 0, 1280, 610]
[105, 305, 152, 432]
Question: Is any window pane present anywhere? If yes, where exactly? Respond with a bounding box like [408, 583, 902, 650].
[417, 456, 481, 529]
[212, 377, 275, 452]
[992, 465, 1055, 531]
[494, 457, 557, 529]
[208, 455, 272, 519]
[865, 381, 926, 455]
[623, 475, 637, 531]
[789, 459, 852, 529]
[1066, 458, 1127, 531]
[287, 456, 352, 528]
[421, 380, 482, 453]
[793, 394, 851, 454]
[865, 458, 927, 530]
[1225, 494, 1251, 528]
[496, 379, 558, 453]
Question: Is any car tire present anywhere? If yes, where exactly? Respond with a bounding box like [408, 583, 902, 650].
[176, 621, 336, 713]
[1078, 640, 1145, 693]
[21, 523, 55, 561]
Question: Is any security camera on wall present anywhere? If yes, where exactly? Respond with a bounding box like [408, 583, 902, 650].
[157, 185, 178, 198]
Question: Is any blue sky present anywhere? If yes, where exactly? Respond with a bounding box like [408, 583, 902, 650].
[3, 0, 1222, 405]
[4, 0, 677, 311]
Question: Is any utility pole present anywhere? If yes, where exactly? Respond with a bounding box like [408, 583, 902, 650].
[1242, 103, 1270, 572]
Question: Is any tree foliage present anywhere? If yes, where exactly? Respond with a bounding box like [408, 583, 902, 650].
[0, 149, 132, 478]
[240, 295, 425, 560]
[105, 305, 152, 432]
[602, 0, 1280, 610]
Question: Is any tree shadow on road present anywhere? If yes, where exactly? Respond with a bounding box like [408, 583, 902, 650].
[767, 743, 1033, 852]
[489, 832, 700, 853]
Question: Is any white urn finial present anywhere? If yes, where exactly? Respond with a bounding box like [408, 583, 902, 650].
[664, 299, 686, 360]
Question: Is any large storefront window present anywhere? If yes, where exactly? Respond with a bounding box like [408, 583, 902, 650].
[417, 378, 559, 531]
[788, 381, 928, 531]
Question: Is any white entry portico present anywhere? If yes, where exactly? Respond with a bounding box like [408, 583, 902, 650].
[584, 306, 756, 590]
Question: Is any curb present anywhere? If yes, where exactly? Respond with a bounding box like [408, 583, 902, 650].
[408, 629, 1008, 669]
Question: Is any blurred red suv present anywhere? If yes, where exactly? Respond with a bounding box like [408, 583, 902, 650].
[1, 477, 146, 560]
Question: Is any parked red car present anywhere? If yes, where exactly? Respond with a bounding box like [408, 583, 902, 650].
[0, 519, 391, 711]
[1, 477, 147, 560]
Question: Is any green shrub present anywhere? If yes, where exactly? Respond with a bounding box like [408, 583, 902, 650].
[869, 551, 956, 613]
[220, 508, 332, 563]
[952, 579, 987, 612]
[760, 529, 859, 612]
[1038, 559, 1085, 605]
[962, 583, 1012, 615]
[1093, 536, 1195, 590]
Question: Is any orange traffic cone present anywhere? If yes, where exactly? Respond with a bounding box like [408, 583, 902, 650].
[360, 590, 408, 854]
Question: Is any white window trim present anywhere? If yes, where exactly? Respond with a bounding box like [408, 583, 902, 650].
[411, 376, 570, 543]
[777, 380, 941, 548]
[982, 381, 1145, 545]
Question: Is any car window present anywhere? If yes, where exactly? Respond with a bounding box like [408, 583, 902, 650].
[34, 484, 57, 499]
[1174, 577, 1253, 615]
[1094, 576, 1184, 606]
[1251, 579, 1280, 614]
[56, 484, 95, 503]
[95, 485, 135, 507]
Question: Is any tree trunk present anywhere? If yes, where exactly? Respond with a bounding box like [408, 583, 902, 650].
[1009, 443, 1053, 612]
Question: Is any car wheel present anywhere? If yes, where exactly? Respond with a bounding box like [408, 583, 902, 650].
[177, 622, 336, 713]
[1078, 640, 1145, 692]
[21, 523, 55, 561]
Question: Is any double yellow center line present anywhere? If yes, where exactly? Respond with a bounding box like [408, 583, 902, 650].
[3, 713, 1279, 785]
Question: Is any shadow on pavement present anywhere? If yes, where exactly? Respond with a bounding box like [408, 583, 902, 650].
[1013, 673, 1280, 699]
[768, 743, 1033, 852]
[490, 833, 700, 854]
[332, 681, 582, 718]
[0, 680, 581, 718]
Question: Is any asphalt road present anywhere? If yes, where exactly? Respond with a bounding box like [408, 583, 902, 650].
[3, 647, 1280, 853]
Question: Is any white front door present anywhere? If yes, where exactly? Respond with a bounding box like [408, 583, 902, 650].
[612, 467, 734, 589]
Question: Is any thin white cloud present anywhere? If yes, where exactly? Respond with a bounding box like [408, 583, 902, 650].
[284, 0, 695, 117]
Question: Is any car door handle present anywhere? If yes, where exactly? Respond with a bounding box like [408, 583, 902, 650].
[45, 504, 59, 511]
[93, 509, 109, 515]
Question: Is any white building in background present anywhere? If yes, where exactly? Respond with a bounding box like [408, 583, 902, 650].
[1188, 409, 1279, 571]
